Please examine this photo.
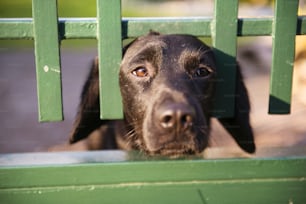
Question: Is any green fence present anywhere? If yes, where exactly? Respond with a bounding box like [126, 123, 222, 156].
[1, 0, 305, 121]
[0, 0, 306, 203]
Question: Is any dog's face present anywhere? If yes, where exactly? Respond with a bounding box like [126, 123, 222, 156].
[119, 34, 217, 156]
[69, 33, 255, 156]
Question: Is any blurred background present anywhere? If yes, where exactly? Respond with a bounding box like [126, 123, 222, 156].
[0, 0, 306, 158]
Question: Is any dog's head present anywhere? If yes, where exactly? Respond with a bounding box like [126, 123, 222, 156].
[119, 32, 255, 156]
[69, 32, 255, 156]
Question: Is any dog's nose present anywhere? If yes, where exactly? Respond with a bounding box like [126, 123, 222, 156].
[159, 103, 195, 131]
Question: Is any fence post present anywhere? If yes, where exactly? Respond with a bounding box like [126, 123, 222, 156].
[269, 0, 299, 114]
[32, 0, 63, 121]
[97, 0, 123, 119]
[211, 0, 239, 118]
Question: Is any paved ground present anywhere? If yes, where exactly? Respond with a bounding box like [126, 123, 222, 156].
[0, 47, 97, 153]
[0, 42, 305, 158]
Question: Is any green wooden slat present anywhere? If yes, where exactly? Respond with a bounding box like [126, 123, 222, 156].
[237, 18, 272, 36]
[32, 0, 63, 121]
[122, 17, 212, 38]
[58, 18, 96, 39]
[269, 0, 299, 114]
[97, 0, 123, 119]
[0, 19, 33, 39]
[2, 17, 306, 40]
[54, 17, 284, 39]
[1, 180, 305, 204]
[0, 154, 305, 203]
[211, 0, 238, 118]
[1, 155, 305, 188]
[297, 16, 306, 35]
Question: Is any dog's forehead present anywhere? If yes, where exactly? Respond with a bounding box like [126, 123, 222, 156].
[161, 34, 208, 50]
[123, 34, 210, 60]
[123, 37, 166, 60]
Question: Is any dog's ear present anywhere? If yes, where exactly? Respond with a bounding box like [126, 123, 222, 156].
[69, 57, 104, 144]
[70, 32, 161, 144]
[69, 37, 139, 144]
[217, 66, 256, 153]
[148, 30, 161, 36]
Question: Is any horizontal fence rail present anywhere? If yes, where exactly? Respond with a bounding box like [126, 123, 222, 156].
[0, 152, 306, 203]
[0, 0, 305, 122]
[1, 17, 306, 40]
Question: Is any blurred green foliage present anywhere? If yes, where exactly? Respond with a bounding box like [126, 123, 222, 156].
[0, 0, 273, 18]
[0, 0, 96, 17]
[0, 0, 151, 17]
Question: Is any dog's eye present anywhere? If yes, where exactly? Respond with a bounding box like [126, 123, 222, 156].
[132, 67, 148, 77]
[193, 66, 212, 78]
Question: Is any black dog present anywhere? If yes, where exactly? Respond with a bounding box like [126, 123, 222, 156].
[69, 32, 255, 156]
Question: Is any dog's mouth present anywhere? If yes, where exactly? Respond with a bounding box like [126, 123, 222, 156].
[140, 120, 209, 157]
[153, 149, 196, 158]
[145, 141, 201, 157]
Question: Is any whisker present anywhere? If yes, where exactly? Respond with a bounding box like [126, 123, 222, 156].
[123, 123, 145, 150]
[124, 129, 136, 147]
[194, 124, 213, 147]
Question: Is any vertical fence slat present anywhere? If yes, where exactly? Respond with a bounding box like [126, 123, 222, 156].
[211, 0, 238, 118]
[269, 0, 299, 114]
[97, 0, 123, 119]
[32, 0, 63, 121]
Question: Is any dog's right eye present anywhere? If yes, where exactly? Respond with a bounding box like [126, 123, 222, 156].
[132, 67, 148, 77]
